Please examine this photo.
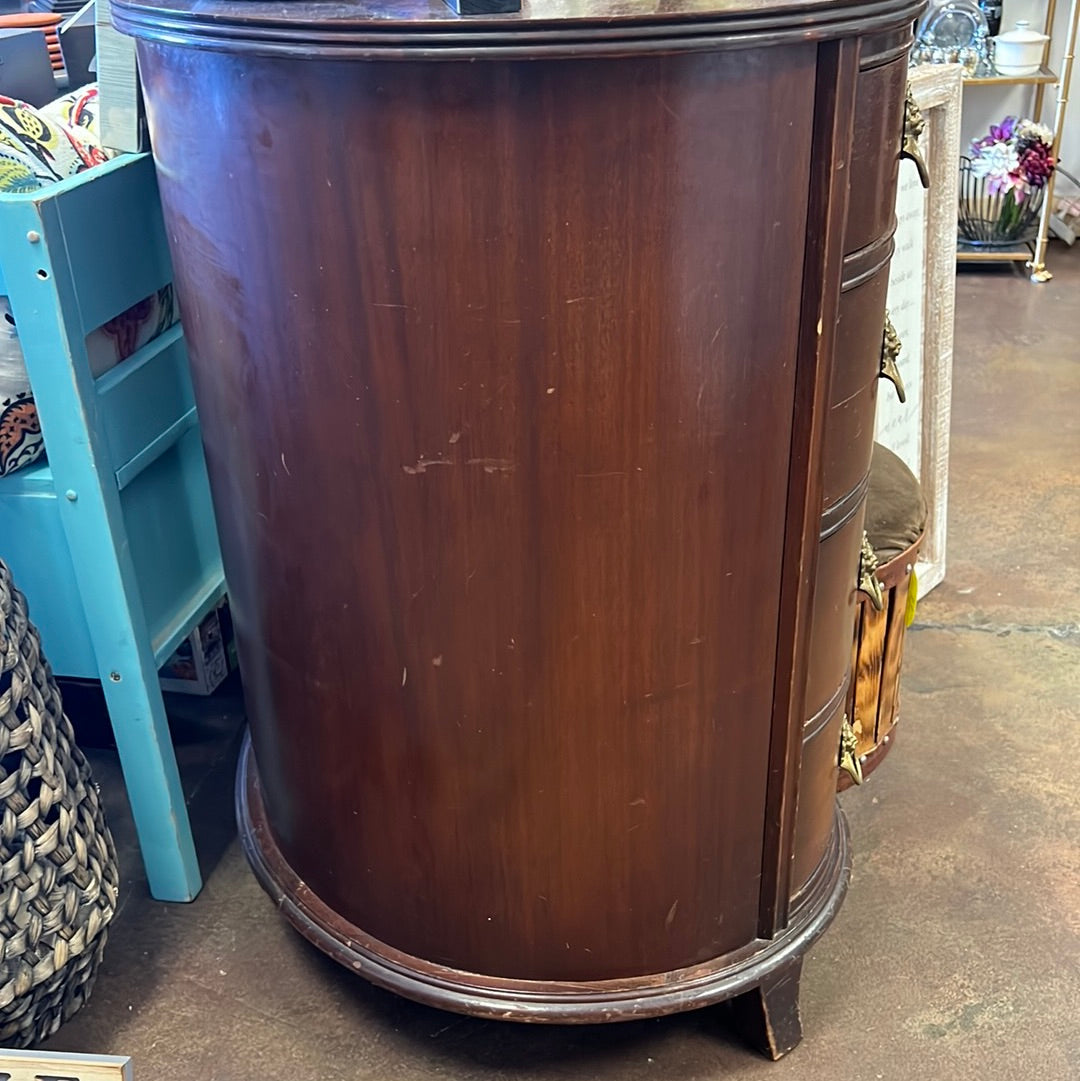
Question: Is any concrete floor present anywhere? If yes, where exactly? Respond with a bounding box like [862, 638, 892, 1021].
[42, 250, 1080, 1079]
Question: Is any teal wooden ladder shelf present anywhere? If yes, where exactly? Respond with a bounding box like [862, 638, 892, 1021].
[0, 153, 226, 901]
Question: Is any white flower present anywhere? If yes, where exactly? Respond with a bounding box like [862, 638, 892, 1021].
[971, 140, 1019, 179]
[1017, 119, 1053, 144]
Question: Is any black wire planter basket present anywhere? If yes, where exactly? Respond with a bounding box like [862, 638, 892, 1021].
[957, 156, 1045, 248]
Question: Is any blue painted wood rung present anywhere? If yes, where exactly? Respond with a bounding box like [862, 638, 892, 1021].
[115, 406, 197, 490]
[0, 153, 225, 901]
[93, 322, 183, 396]
[150, 566, 225, 667]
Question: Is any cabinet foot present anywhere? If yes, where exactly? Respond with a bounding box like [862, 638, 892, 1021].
[728, 961, 804, 1060]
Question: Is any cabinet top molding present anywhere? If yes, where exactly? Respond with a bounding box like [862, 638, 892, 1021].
[113, 0, 925, 57]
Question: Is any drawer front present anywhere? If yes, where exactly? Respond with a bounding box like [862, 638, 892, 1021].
[805, 504, 864, 715]
[833, 255, 891, 408]
[791, 698, 846, 894]
[822, 375, 879, 510]
[845, 57, 907, 253]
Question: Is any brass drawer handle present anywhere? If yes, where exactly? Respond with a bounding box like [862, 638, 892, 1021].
[880, 313, 906, 403]
[901, 85, 931, 190]
[839, 715, 864, 786]
[858, 531, 885, 612]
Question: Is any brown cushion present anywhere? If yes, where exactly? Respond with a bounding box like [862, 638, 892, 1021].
[865, 443, 927, 561]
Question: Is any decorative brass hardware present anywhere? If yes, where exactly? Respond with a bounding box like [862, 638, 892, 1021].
[879, 314, 906, 404]
[858, 531, 885, 612]
[839, 715, 863, 786]
[901, 86, 931, 190]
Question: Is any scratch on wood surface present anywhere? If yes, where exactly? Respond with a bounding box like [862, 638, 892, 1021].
[401, 667, 407, 687]
[665, 899, 679, 928]
[642, 681, 692, 700]
[373, 302, 412, 309]
[576, 471, 626, 479]
[280, 452, 291, 476]
[654, 90, 679, 121]
[467, 458, 515, 473]
[403, 458, 452, 475]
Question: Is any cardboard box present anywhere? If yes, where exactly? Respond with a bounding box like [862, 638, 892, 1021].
[159, 600, 233, 696]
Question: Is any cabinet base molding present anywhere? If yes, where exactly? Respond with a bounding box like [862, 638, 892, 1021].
[238, 735, 849, 1053]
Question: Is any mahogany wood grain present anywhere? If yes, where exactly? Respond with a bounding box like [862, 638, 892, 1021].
[822, 377, 881, 509]
[804, 510, 864, 716]
[845, 57, 909, 251]
[727, 960, 805, 1060]
[791, 701, 846, 890]
[115, 0, 925, 58]
[120, 0, 922, 1042]
[756, 36, 859, 935]
[140, 45, 816, 981]
[833, 265, 892, 410]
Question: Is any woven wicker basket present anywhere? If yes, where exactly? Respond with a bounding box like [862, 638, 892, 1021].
[0, 559, 119, 1047]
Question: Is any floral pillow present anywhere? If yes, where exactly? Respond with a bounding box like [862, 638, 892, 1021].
[0, 298, 43, 477]
[0, 88, 109, 193]
[0, 86, 124, 477]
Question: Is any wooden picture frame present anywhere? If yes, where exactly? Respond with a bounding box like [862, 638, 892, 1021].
[0, 1050, 132, 1081]
[875, 64, 962, 599]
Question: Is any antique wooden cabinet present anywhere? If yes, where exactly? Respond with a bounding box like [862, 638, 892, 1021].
[115, 0, 922, 1057]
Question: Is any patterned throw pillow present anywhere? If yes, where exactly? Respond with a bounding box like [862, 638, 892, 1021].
[0, 298, 43, 477]
[0, 86, 118, 476]
[39, 86, 107, 151]
[0, 89, 108, 193]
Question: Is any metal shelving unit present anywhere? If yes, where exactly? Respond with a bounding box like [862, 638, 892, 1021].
[963, 65, 1058, 86]
[953, 0, 1080, 279]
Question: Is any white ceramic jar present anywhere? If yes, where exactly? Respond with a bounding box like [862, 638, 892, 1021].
[994, 20, 1049, 77]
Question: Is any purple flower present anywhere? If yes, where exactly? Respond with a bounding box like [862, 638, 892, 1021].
[1018, 142, 1055, 188]
[989, 116, 1017, 143]
[972, 118, 1018, 157]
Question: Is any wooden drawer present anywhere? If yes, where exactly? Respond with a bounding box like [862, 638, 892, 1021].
[822, 374, 878, 510]
[791, 697, 846, 894]
[833, 248, 891, 408]
[805, 505, 864, 715]
[845, 57, 907, 253]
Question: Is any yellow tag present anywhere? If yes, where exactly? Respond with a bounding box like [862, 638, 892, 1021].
[905, 569, 919, 627]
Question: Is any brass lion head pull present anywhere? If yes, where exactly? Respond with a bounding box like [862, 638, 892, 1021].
[858, 531, 885, 612]
[901, 86, 931, 190]
[880, 313, 906, 404]
[839, 715, 864, 786]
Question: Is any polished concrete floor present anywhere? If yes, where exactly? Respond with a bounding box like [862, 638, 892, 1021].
[42, 251, 1080, 1080]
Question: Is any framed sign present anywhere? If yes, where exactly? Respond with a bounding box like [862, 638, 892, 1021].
[0, 1050, 132, 1081]
[875, 63, 963, 598]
